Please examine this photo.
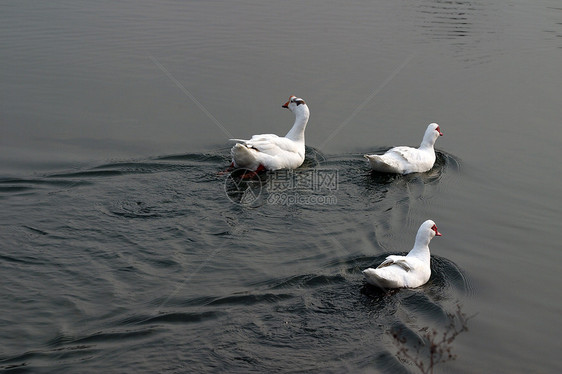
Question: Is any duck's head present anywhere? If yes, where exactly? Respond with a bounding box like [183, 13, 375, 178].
[430, 123, 443, 136]
[421, 123, 443, 147]
[421, 219, 442, 238]
[411, 219, 442, 253]
[282, 96, 308, 114]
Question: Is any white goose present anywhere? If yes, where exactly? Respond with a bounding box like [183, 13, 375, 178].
[230, 96, 310, 172]
[363, 220, 442, 289]
[364, 123, 443, 174]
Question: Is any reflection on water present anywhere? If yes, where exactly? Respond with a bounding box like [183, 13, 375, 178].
[359, 253, 471, 373]
[390, 303, 472, 374]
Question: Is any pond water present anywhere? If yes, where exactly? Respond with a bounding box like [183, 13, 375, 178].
[1, 1, 561, 373]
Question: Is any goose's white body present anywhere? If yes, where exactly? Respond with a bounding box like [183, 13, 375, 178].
[364, 123, 443, 174]
[230, 96, 309, 171]
[362, 220, 442, 289]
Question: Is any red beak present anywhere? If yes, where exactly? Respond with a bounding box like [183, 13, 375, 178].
[436, 126, 443, 136]
[432, 224, 442, 236]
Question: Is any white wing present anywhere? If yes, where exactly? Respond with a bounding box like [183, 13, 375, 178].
[386, 146, 422, 163]
[231, 134, 301, 155]
[377, 255, 412, 271]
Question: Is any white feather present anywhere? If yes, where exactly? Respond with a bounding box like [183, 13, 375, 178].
[230, 96, 310, 171]
[362, 220, 442, 289]
[365, 123, 443, 174]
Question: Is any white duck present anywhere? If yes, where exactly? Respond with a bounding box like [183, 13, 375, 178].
[362, 220, 442, 289]
[230, 96, 310, 171]
[364, 123, 443, 174]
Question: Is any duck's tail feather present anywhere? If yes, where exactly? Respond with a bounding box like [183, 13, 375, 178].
[229, 138, 248, 143]
[364, 154, 398, 173]
[363, 268, 400, 289]
[231, 143, 258, 169]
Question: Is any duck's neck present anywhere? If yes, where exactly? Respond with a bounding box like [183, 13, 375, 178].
[408, 231, 432, 262]
[419, 131, 437, 150]
[285, 106, 310, 143]
[419, 137, 435, 150]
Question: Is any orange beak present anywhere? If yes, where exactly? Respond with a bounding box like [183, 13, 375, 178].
[282, 96, 295, 108]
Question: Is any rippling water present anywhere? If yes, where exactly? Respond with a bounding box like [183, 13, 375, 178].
[1, 0, 561, 373]
[0, 150, 469, 373]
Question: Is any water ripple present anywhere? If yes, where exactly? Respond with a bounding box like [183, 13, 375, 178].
[0, 148, 468, 374]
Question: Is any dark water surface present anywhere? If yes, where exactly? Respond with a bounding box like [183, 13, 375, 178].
[1, 1, 561, 373]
